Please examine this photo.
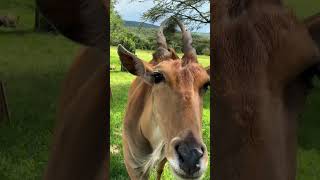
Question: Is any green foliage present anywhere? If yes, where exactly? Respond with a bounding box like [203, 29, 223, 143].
[119, 35, 136, 53]
[110, 0, 124, 40]
[201, 47, 210, 56]
[139, 0, 210, 28]
[110, 0, 137, 52]
[117, 26, 210, 55]
[110, 4, 210, 54]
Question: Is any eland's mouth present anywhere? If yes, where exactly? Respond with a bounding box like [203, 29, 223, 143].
[168, 158, 204, 180]
[171, 166, 202, 180]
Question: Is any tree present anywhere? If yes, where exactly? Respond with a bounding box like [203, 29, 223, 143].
[110, 0, 124, 39]
[111, 0, 137, 71]
[137, 0, 210, 29]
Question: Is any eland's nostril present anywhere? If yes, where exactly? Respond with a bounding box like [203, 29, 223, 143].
[191, 147, 204, 160]
[176, 143, 203, 175]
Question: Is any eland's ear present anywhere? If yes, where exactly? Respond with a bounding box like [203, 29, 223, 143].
[305, 12, 320, 48]
[36, 0, 107, 50]
[117, 45, 154, 84]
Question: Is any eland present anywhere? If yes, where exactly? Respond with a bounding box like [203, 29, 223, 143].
[118, 18, 210, 180]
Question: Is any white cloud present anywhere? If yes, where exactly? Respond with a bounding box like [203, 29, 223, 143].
[115, 0, 155, 22]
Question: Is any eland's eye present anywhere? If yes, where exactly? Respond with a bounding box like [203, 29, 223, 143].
[152, 71, 165, 84]
[200, 81, 210, 94]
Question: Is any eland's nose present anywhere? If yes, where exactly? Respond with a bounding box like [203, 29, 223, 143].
[176, 142, 204, 175]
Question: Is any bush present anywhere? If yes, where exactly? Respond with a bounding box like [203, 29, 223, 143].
[111, 26, 210, 55]
[202, 47, 210, 56]
[120, 36, 136, 54]
[118, 36, 136, 72]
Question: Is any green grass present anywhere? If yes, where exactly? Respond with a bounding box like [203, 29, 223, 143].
[0, 0, 35, 31]
[0, 1, 80, 179]
[297, 84, 320, 180]
[285, 0, 320, 19]
[0, 31, 80, 180]
[110, 46, 210, 179]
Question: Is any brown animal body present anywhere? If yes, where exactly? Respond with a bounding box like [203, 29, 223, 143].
[0, 15, 19, 28]
[43, 47, 108, 180]
[213, 0, 320, 180]
[36, 0, 109, 179]
[118, 19, 209, 179]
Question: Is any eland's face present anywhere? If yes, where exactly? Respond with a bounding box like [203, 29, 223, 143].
[148, 60, 209, 179]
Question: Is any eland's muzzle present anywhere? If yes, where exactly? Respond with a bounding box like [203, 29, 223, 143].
[169, 131, 207, 179]
[176, 141, 204, 175]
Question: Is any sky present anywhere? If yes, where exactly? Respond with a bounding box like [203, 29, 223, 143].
[115, 0, 210, 33]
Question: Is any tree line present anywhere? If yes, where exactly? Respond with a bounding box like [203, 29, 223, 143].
[110, 1, 210, 55]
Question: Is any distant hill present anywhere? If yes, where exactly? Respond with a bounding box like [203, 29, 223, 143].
[124, 20, 210, 38]
[124, 20, 159, 29]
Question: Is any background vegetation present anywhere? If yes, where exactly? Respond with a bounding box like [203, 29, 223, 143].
[110, 1, 210, 56]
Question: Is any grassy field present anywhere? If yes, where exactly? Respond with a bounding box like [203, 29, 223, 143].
[0, 26, 79, 180]
[0, 33, 80, 180]
[0, 1, 81, 179]
[110, 46, 211, 179]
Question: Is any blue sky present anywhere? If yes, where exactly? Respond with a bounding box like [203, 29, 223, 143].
[115, 0, 210, 33]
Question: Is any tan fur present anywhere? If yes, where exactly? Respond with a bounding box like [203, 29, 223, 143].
[213, 1, 320, 180]
[117, 22, 209, 178]
[43, 46, 107, 180]
[118, 20, 210, 178]
[35, 0, 108, 179]
[120, 54, 209, 179]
